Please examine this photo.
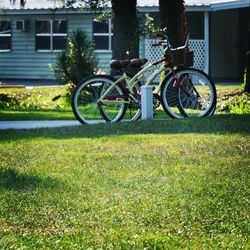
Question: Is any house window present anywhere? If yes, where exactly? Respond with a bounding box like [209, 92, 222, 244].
[93, 19, 112, 51]
[0, 21, 11, 52]
[35, 20, 67, 52]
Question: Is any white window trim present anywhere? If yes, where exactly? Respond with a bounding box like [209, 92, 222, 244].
[36, 20, 67, 52]
[93, 18, 113, 52]
[0, 21, 11, 52]
[0, 33, 11, 36]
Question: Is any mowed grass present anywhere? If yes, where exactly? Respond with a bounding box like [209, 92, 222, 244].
[0, 109, 74, 121]
[1, 84, 247, 121]
[0, 86, 74, 121]
[0, 115, 249, 249]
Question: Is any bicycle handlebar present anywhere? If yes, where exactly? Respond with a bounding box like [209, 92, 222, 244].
[151, 43, 162, 47]
[151, 40, 170, 48]
[151, 34, 190, 50]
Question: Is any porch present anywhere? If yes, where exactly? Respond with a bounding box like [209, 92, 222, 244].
[142, 6, 249, 82]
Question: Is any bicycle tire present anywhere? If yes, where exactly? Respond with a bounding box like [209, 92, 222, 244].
[160, 68, 216, 119]
[71, 75, 127, 125]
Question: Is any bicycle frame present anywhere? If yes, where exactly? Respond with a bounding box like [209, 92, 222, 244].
[72, 33, 216, 124]
[97, 33, 193, 105]
[98, 57, 171, 105]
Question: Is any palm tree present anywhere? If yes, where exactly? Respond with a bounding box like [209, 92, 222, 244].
[67, 0, 139, 60]
[159, 0, 188, 48]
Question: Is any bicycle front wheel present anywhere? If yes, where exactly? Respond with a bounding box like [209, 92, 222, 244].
[161, 68, 216, 118]
[71, 75, 127, 125]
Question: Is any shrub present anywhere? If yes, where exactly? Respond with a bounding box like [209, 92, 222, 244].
[53, 29, 98, 86]
[216, 90, 250, 114]
[229, 94, 250, 114]
[0, 88, 68, 110]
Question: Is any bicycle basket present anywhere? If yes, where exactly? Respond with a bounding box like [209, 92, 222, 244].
[170, 48, 194, 67]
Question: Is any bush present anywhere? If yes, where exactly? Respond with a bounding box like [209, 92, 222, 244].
[229, 94, 250, 114]
[53, 29, 98, 86]
[216, 89, 250, 114]
[0, 88, 68, 110]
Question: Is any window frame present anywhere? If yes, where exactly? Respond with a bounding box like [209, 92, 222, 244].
[35, 19, 67, 53]
[0, 20, 12, 52]
[93, 18, 113, 52]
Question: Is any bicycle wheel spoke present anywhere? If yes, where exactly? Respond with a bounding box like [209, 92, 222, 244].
[72, 76, 127, 124]
[161, 68, 216, 118]
[123, 83, 141, 121]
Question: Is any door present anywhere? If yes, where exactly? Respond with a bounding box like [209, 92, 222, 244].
[210, 9, 239, 80]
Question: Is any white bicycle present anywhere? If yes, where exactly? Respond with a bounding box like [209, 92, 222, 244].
[72, 34, 216, 124]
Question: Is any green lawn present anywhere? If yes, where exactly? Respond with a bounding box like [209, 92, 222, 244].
[0, 86, 74, 121]
[0, 109, 74, 121]
[1, 84, 249, 121]
[0, 115, 249, 249]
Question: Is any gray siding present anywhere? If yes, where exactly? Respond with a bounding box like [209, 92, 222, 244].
[0, 14, 93, 80]
[95, 52, 112, 74]
[0, 13, 146, 80]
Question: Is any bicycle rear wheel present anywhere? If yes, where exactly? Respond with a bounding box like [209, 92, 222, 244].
[71, 75, 126, 125]
[161, 68, 216, 118]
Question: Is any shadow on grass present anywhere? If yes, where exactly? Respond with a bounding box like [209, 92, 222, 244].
[0, 168, 61, 191]
[0, 114, 250, 142]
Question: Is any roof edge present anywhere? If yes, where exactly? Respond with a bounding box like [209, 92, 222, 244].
[211, 0, 250, 10]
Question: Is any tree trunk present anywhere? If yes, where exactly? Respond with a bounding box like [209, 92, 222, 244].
[244, 23, 250, 93]
[111, 0, 139, 59]
[159, 0, 187, 48]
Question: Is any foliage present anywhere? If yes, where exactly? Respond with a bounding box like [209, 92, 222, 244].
[66, 0, 110, 10]
[69, 0, 139, 60]
[0, 115, 249, 249]
[229, 95, 250, 114]
[0, 87, 69, 110]
[94, 11, 112, 22]
[216, 88, 250, 114]
[53, 29, 98, 86]
[138, 13, 159, 37]
[1, 85, 250, 121]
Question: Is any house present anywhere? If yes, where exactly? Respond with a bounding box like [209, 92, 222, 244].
[0, 0, 249, 83]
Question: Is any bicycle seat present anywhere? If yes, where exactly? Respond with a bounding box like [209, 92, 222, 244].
[110, 58, 148, 70]
[130, 58, 148, 68]
[110, 59, 131, 69]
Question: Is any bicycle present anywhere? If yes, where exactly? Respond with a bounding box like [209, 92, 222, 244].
[72, 34, 216, 125]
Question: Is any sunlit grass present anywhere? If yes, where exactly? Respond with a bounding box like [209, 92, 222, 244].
[0, 85, 245, 121]
[0, 115, 249, 249]
[0, 109, 74, 121]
